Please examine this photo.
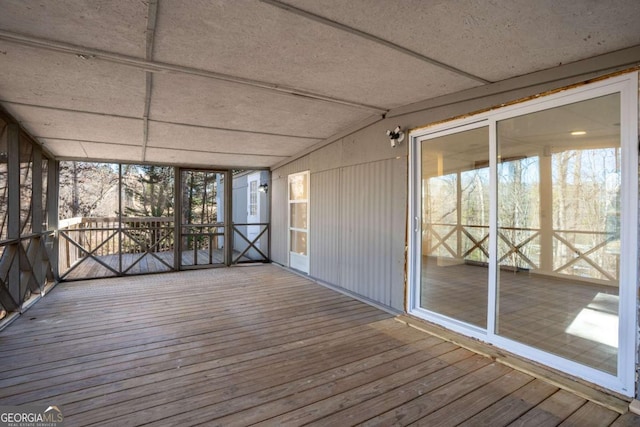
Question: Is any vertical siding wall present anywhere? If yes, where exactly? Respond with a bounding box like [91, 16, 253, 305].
[636, 73, 640, 399]
[272, 140, 407, 311]
[338, 159, 406, 308]
[310, 169, 340, 285]
[273, 66, 640, 317]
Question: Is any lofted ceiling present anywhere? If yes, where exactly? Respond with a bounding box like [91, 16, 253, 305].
[0, 0, 639, 169]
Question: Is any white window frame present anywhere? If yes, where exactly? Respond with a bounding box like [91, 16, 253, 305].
[407, 72, 639, 396]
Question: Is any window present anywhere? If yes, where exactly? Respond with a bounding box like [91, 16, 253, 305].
[249, 180, 258, 216]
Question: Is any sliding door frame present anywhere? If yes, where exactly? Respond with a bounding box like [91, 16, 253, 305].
[408, 72, 638, 396]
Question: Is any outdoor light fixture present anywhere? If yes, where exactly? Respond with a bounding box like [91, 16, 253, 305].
[570, 130, 587, 136]
[386, 125, 405, 147]
[258, 183, 269, 193]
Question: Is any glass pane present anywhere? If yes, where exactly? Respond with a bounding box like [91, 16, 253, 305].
[290, 230, 307, 255]
[497, 93, 621, 374]
[420, 126, 489, 328]
[290, 203, 308, 230]
[289, 173, 308, 201]
[249, 180, 258, 216]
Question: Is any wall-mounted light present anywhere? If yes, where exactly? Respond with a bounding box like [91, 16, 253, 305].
[570, 131, 587, 136]
[258, 183, 269, 193]
[386, 125, 405, 148]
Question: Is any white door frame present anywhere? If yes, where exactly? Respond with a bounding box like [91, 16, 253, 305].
[407, 72, 638, 396]
[288, 171, 310, 274]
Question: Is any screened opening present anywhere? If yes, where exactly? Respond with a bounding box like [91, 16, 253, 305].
[57, 163, 271, 280]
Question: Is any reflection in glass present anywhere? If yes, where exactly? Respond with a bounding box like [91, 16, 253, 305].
[289, 173, 308, 201]
[290, 203, 308, 230]
[290, 230, 307, 255]
[496, 93, 621, 374]
[420, 126, 489, 328]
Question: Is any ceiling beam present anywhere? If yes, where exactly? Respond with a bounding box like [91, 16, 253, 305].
[141, 0, 158, 162]
[259, 0, 491, 85]
[0, 30, 388, 114]
[0, 100, 327, 140]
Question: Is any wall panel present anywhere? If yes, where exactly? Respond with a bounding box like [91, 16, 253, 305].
[309, 169, 340, 284]
[339, 159, 394, 306]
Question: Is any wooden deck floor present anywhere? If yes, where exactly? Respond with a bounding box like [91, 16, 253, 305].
[0, 265, 638, 426]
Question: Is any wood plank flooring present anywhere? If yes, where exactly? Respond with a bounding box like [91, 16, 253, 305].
[0, 265, 637, 426]
[421, 257, 619, 374]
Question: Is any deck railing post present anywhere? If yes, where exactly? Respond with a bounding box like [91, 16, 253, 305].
[48, 159, 59, 281]
[224, 170, 232, 266]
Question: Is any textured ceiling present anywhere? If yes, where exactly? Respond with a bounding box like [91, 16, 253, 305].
[0, 0, 639, 168]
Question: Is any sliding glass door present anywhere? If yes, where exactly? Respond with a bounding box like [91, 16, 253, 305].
[496, 94, 622, 375]
[409, 73, 637, 395]
[419, 124, 489, 328]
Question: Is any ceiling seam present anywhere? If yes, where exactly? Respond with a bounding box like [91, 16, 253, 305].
[35, 136, 300, 157]
[258, 0, 491, 85]
[141, 0, 158, 163]
[35, 137, 144, 147]
[0, 100, 141, 120]
[0, 30, 388, 114]
[146, 147, 287, 158]
[56, 155, 277, 170]
[148, 119, 325, 140]
[0, 100, 326, 139]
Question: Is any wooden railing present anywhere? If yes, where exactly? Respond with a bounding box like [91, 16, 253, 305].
[58, 217, 174, 273]
[425, 222, 619, 282]
[57, 217, 271, 275]
[0, 231, 55, 314]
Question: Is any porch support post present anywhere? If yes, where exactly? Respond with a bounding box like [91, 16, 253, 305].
[48, 159, 60, 281]
[224, 170, 232, 266]
[7, 124, 21, 305]
[456, 170, 462, 260]
[30, 146, 44, 291]
[173, 167, 181, 271]
[118, 164, 122, 275]
[539, 146, 553, 273]
[32, 146, 42, 235]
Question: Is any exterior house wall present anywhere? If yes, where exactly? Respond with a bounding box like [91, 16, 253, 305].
[273, 64, 640, 317]
[637, 74, 640, 399]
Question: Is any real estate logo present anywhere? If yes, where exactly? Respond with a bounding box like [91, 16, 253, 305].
[0, 405, 63, 427]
